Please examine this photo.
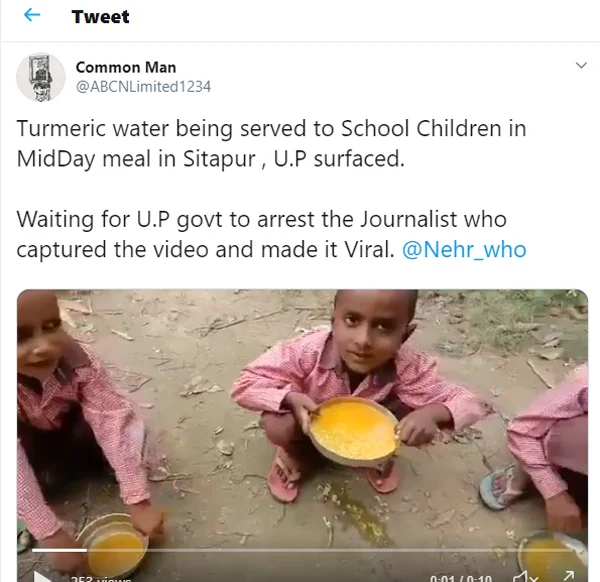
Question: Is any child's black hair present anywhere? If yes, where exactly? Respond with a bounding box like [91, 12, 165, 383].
[334, 290, 419, 321]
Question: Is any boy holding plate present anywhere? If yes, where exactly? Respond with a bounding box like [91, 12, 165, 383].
[231, 290, 491, 503]
[17, 290, 164, 575]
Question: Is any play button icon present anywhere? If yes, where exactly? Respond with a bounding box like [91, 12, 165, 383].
[34, 572, 52, 582]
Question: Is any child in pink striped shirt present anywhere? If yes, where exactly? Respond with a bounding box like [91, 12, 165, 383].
[479, 363, 588, 533]
[232, 290, 491, 503]
[17, 290, 164, 575]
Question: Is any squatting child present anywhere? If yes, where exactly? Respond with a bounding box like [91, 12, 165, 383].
[232, 290, 491, 502]
[479, 363, 588, 533]
[17, 290, 164, 574]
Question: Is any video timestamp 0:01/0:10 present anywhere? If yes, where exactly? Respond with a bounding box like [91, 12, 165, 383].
[430, 577, 493, 582]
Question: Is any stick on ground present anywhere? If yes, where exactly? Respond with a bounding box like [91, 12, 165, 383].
[526, 358, 553, 389]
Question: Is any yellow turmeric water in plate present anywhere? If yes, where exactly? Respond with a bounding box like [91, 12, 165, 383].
[522, 538, 586, 581]
[88, 531, 144, 578]
[311, 401, 396, 460]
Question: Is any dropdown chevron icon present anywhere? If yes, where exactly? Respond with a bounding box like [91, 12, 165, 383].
[576, 62, 587, 69]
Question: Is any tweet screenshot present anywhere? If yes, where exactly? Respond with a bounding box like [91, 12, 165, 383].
[1, 3, 596, 582]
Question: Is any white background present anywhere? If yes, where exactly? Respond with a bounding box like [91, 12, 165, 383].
[1, 44, 597, 283]
[1, 1, 598, 580]
[2, 1, 600, 42]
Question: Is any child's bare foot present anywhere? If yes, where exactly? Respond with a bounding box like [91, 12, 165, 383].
[267, 448, 303, 503]
[366, 460, 400, 494]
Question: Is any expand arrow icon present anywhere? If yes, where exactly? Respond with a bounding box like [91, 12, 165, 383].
[576, 62, 587, 69]
[24, 8, 41, 21]
[564, 571, 575, 581]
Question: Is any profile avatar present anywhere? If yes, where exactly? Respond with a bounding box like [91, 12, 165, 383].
[29, 55, 53, 101]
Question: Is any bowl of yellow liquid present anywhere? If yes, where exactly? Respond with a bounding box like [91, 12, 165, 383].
[308, 397, 398, 468]
[518, 531, 588, 582]
[76, 513, 148, 580]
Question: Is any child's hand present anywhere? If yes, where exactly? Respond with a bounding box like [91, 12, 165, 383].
[546, 491, 583, 533]
[397, 409, 439, 447]
[283, 392, 318, 434]
[42, 529, 86, 575]
[129, 501, 165, 539]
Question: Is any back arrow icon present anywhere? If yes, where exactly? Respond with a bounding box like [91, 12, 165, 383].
[24, 8, 41, 21]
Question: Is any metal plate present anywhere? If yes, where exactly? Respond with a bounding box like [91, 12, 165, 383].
[517, 530, 588, 577]
[76, 513, 148, 580]
[308, 396, 398, 468]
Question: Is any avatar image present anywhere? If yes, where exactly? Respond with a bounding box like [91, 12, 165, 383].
[29, 55, 53, 101]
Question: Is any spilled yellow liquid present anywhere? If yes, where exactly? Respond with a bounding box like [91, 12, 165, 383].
[523, 538, 586, 581]
[311, 401, 396, 460]
[319, 481, 395, 547]
[88, 531, 144, 578]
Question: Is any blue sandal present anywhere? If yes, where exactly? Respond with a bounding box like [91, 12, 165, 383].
[17, 520, 33, 554]
[479, 465, 525, 511]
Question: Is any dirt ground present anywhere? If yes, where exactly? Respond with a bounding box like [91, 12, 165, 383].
[19, 290, 588, 582]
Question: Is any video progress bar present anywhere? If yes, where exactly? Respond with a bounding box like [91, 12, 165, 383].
[31, 548, 573, 554]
